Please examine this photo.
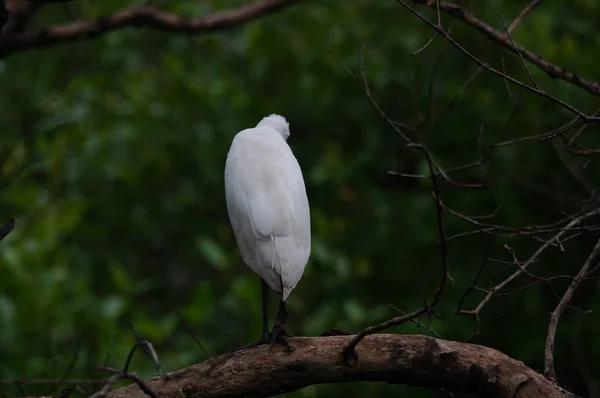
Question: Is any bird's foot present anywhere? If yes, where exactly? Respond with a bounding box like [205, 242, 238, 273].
[320, 328, 352, 337]
[261, 329, 271, 342]
[269, 323, 294, 354]
[230, 336, 270, 354]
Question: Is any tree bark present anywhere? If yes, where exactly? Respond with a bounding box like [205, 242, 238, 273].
[0, 0, 302, 58]
[108, 334, 576, 398]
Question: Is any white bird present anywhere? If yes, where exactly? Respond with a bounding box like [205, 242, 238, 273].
[224, 114, 311, 350]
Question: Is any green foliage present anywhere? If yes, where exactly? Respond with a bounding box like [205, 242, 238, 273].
[1, 1, 599, 397]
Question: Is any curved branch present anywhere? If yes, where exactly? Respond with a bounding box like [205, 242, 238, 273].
[107, 334, 576, 398]
[0, 0, 302, 58]
[544, 238, 600, 381]
[413, 0, 600, 97]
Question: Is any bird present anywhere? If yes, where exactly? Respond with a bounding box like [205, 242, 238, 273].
[224, 114, 311, 351]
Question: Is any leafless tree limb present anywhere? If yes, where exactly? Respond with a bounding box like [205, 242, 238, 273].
[90, 340, 166, 398]
[103, 335, 576, 398]
[507, 0, 545, 32]
[342, 140, 450, 363]
[0, 0, 303, 58]
[544, 238, 600, 381]
[396, 0, 600, 122]
[412, 0, 600, 98]
[458, 209, 600, 321]
[499, 14, 539, 89]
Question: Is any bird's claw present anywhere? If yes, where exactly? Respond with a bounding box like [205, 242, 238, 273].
[230, 338, 268, 354]
[261, 331, 271, 342]
[269, 323, 294, 354]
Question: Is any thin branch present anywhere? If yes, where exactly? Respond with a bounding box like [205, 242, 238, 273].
[395, 0, 600, 122]
[359, 43, 412, 142]
[493, 116, 583, 147]
[568, 107, 600, 145]
[90, 340, 166, 398]
[464, 209, 600, 317]
[342, 143, 449, 362]
[91, 372, 157, 398]
[499, 14, 539, 89]
[387, 303, 441, 338]
[544, 238, 600, 381]
[412, 0, 600, 98]
[507, 0, 544, 32]
[410, 31, 438, 56]
[456, 236, 491, 342]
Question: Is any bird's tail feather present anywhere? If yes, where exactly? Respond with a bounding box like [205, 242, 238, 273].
[282, 285, 293, 301]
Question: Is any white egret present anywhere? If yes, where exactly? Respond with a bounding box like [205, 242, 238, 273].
[224, 114, 311, 351]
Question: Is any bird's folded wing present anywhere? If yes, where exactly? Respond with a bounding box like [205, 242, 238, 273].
[247, 189, 277, 240]
[246, 181, 295, 240]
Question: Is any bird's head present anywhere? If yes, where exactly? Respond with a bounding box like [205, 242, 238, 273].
[257, 114, 290, 140]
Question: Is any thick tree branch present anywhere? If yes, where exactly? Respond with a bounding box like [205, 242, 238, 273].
[0, 0, 302, 58]
[413, 0, 600, 97]
[107, 334, 576, 398]
[1, 0, 61, 35]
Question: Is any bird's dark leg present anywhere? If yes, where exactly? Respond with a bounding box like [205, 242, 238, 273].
[260, 279, 270, 341]
[227, 279, 271, 354]
[269, 298, 294, 353]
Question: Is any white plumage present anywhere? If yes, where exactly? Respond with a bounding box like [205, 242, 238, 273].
[225, 114, 311, 301]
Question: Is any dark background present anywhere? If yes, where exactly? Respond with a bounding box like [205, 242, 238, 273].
[0, 1, 599, 397]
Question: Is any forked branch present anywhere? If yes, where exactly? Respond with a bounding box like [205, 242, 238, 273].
[411, 0, 600, 98]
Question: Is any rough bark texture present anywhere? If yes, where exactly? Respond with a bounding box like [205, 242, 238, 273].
[108, 334, 575, 398]
[0, 0, 302, 58]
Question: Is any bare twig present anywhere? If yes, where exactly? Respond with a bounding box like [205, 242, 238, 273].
[395, 0, 600, 122]
[462, 209, 600, 318]
[342, 143, 449, 363]
[410, 32, 438, 56]
[90, 372, 157, 398]
[435, 0, 539, 122]
[544, 238, 600, 381]
[508, 0, 545, 32]
[568, 107, 600, 145]
[359, 44, 412, 142]
[499, 14, 539, 89]
[90, 340, 165, 398]
[387, 303, 441, 338]
[411, 0, 600, 98]
[456, 237, 491, 342]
